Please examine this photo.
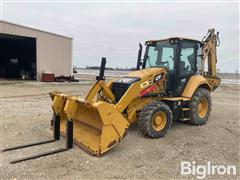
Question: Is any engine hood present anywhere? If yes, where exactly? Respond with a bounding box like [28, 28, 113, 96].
[126, 68, 166, 79]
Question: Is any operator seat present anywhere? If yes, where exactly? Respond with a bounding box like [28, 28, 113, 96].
[187, 53, 195, 72]
[179, 61, 186, 76]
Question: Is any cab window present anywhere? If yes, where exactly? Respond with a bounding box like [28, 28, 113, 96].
[161, 47, 174, 70]
[179, 42, 196, 77]
[145, 41, 176, 71]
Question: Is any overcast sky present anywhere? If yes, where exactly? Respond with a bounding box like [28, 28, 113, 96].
[1, 1, 239, 73]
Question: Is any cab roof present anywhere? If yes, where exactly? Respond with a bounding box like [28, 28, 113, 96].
[146, 37, 203, 45]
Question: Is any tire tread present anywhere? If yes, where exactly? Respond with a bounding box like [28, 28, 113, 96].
[138, 101, 173, 138]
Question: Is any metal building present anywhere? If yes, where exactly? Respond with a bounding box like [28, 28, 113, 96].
[0, 20, 72, 81]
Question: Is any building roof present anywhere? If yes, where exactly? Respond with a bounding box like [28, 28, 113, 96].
[0, 20, 73, 40]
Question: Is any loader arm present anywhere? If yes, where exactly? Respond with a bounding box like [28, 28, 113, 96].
[85, 80, 115, 103]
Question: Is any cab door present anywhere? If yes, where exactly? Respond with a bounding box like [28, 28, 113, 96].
[174, 41, 198, 95]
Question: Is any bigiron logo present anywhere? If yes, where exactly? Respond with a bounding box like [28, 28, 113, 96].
[180, 161, 237, 179]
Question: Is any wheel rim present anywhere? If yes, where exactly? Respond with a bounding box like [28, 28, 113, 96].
[152, 111, 167, 131]
[197, 98, 208, 118]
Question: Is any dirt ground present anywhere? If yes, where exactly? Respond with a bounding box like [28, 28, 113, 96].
[0, 79, 239, 179]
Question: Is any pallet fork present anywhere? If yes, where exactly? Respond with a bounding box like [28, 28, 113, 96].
[2, 58, 109, 163]
[2, 114, 73, 164]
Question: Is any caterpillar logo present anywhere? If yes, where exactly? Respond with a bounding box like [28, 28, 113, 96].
[140, 80, 152, 89]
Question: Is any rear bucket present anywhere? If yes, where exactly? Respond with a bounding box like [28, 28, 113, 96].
[51, 94, 129, 156]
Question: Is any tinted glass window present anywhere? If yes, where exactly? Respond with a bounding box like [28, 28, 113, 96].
[145, 41, 177, 71]
[179, 42, 196, 76]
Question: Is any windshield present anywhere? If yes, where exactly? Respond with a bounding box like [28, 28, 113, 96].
[145, 41, 177, 71]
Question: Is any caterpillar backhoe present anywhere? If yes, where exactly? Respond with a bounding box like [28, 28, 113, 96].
[3, 29, 221, 163]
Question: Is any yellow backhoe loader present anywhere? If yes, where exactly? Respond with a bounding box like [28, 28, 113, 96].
[3, 29, 220, 163]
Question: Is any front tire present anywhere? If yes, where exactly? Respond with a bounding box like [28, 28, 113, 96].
[138, 101, 173, 138]
[188, 88, 212, 125]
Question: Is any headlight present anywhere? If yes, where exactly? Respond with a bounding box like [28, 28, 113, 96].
[116, 77, 140, 84]
[154, 73, 163, 82]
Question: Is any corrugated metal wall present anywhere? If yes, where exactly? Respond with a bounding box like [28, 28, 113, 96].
[0, 21, 72, 80]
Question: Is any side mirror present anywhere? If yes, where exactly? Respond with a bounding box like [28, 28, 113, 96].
[136, 43, 143, 70]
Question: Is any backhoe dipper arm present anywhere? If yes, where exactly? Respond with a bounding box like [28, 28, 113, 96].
[201, 28, 220, 77]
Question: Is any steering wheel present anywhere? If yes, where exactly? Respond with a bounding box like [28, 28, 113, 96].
[161, 61, 169, 65]
[159, 61, 170, 69]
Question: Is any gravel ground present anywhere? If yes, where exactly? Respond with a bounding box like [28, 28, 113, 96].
[0, 79, 239, 179]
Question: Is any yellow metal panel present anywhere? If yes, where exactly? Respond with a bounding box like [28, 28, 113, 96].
[100, 125, 120, 154]
[127, 67, 165, 79]
[181, 75, 211, 98]
[51, 89, 130, 156]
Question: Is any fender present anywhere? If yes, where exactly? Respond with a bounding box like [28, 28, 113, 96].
[182, 75, 211, 98]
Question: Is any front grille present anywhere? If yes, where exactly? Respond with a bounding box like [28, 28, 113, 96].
[111, 82, 130, 102]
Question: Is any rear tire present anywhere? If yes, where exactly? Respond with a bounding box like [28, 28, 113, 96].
[188, 88, 212, 125]
[138, 101, 173, 138]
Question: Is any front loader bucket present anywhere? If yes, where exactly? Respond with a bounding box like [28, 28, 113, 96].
[51, 93, 129, 156]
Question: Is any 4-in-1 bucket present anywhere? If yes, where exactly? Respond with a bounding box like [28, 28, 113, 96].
[50, 92, 129, 155]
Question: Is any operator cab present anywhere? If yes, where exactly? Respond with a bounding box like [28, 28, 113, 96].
[139, 37, 203, 96]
